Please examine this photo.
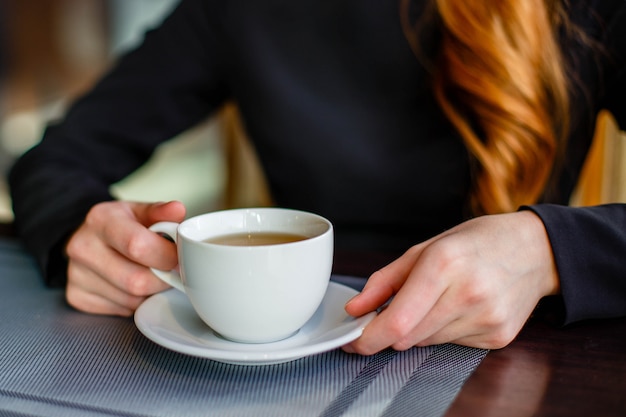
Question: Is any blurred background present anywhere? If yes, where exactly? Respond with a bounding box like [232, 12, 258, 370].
[0, 0, 272, 226]
[0, 0, 623, 227]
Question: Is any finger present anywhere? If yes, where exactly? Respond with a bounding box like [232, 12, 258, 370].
[67, 262, 145, 316]
[67, 253, 170, 315]
[345, 246, 423, 317]
[347, 245, 450, 355]
[447, 308, 528, 350]
[92, 248, 171, 297]
[345, 299, 431, 355]
[413, 299, 527, 349]
[66, 285, 135, 317]
[449, 333, 509, 350]
[69, 231, 170, 297]
[96, 203, 183, 271]
[133, 200, 187, 227]
[386, 291, 462, 350]
[416, 321, 484, 348]
[384, 273, 487, 350]
[416, 317, 496, 349]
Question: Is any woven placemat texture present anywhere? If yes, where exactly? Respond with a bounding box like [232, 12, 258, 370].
[0, 239, 487, 417]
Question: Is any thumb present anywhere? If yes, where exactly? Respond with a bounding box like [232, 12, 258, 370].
[132, 201, 187, 226]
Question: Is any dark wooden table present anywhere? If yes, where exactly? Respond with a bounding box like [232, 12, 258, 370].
[3, 227, 625, 416]
[446, 316, 626, 417]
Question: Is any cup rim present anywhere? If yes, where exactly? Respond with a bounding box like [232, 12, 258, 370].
[177, 207, 333, 248]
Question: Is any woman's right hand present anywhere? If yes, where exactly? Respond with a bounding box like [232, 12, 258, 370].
[64, 200, 186, 316]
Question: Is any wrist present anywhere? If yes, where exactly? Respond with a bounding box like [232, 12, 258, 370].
[518, 210, 561, 297]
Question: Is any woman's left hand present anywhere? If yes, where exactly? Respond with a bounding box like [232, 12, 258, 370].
[343, 210, 560, 354]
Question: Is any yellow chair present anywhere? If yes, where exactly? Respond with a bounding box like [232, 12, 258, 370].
[220, 104, 274, 209]
[571, 110, 626, 206]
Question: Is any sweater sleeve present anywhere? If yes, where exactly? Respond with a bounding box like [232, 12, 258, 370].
[8, 0, 229, 286]
[525, 204, 626, 324]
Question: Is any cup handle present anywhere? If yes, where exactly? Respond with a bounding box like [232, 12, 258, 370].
[148, 221, 186, 293]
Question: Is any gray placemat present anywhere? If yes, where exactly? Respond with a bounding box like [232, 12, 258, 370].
[0, 239, 487, 417]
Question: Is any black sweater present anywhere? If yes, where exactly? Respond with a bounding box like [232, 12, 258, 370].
[9, 0, 626, 324]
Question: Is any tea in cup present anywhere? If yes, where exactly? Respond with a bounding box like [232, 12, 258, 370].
[149, 207, 333, 343]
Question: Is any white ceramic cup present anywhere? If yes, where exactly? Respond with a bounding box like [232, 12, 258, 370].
[149, 207, 333, 343]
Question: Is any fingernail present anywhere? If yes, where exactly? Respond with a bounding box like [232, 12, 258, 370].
[345, 294, 358, 307]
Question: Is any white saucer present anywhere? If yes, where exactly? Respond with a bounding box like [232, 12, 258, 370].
[134, 281, 376, 365]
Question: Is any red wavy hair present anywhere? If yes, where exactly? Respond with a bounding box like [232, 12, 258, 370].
[404, 0, 571, 214]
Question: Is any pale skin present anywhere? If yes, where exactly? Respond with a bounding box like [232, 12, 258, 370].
[65, 200, 559, 353]
[342, 210, 560, 354]
[65, 200, 186, 316]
